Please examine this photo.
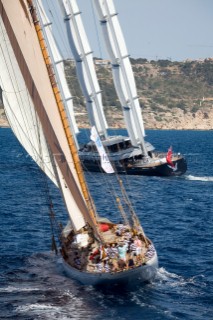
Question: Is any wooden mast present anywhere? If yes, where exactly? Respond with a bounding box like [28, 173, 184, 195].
[26, 0, 98, 228]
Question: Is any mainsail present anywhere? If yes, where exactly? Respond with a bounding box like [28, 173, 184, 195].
[56, 0, 108, 139]
[0, 0, 97, 232]
[93, 0, 148, 155]
[35, 0, 79, 147]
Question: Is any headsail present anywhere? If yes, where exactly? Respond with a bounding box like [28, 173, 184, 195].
[90, 126, 114, 174]
[0, 0, 98, 232]
[0, 8, 58, 186]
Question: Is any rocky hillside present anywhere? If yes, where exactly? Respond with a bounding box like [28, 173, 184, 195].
[1, 58, 213, 129]
[64, 58, 213, 130]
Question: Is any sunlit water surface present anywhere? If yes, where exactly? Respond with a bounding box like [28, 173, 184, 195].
[0, 128, 212, 319]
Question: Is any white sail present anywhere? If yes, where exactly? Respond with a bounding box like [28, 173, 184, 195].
[57, 0, 108, 138]
[0, 21, 58, 186]
[0, 1, 159, 285]
[93, 0, 148, 155]
[0, 0, 88, 231]
[90, 126, 114, 174]
[35, 0, 79, 147]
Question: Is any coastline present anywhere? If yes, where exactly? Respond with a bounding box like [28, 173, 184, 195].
[1, 119, 212, 130]
[1, 111, 213, 131]
[0, 118, 9, 128]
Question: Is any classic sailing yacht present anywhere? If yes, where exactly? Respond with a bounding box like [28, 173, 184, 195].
[0, 0, 158, 285]
[57, 0, 187, 176]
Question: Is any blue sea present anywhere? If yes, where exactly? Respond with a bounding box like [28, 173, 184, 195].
[0, 128, 212, 320]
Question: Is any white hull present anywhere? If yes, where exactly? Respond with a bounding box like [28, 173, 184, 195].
[62, 252, 158, 286]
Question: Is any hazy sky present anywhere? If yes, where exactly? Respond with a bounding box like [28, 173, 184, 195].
[76, 0, 213, 61]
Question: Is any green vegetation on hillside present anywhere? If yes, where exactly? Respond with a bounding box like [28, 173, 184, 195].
[1, 58, 212, 123]
[64, 58, 213, 117]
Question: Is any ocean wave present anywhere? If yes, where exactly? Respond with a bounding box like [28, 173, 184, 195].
[16, 303, 71, 320]
[185, 175, 213, 182]
[16, 301, 96, 320]
[0, 286, 41, 293]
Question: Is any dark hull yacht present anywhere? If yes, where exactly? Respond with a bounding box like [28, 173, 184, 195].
[79, 135, 187, 177]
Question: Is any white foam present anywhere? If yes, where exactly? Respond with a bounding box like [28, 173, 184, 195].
[16, 303, 60, 312]
[156, 267, 181, 281]
[16, 302, 93, 320]
[0, 286, 40, 293]
[16, 304, 70, 320]
[156, 268, 200, 289]
[185, 175, 213, 182]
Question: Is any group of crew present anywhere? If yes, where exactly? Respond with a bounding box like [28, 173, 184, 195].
[71, 223, 155, 273]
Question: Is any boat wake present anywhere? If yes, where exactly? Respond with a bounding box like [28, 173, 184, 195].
[156, 267, 181, 282]
[1, 256, 209, 320]
[185, 175, 213, 182]
[155, 267, 205, 289]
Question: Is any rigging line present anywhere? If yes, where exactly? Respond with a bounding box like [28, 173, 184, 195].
[45, 0, 72, 58]
[37, 127, 63, 250]
[118, 178, 140, 223]
[90, 0, 102, 59]
[112, 176, 132, 225]
[100, 138, 133, 220]
[75, 127, 133, 221]
[117, 178, 148, 243]
[80, 159, 117, 207]
[79, 125, 131, 224]
[80, 151, 130, 225]
[40, 167, 62, 253]
[117, 167, 139, 210]
[115, 197, 129, 226]
[37, 1, 66, 57]
[99, 170, 131, 225]
[1, 88, 29, 94]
